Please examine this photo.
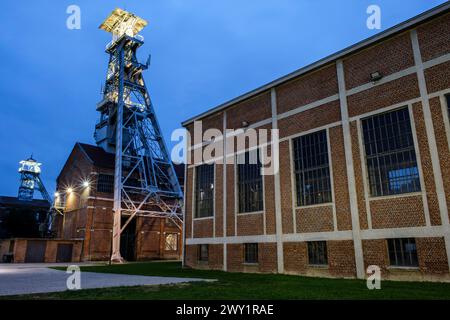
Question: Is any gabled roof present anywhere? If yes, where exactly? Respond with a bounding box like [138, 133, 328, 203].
[181, 2, 450, 126]
[58, 142, 185, 184]
[77, 142, 115, 169]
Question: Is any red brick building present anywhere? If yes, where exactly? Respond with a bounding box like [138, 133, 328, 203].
[54, 142, 184, 261]
[182, 4, 450, 281]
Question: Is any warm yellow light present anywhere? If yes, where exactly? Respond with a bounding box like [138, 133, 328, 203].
[54, 192, 59, 197]
[82, 181, 90, 188]
[67, 187, 73, 193]
[99, 8, 148, 37]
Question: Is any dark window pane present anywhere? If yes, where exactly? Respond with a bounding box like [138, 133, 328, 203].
[362, 108, 420, 197]
[308, 241, 328, 265]
[97, 174, 114, 193]
[237, 150, 264, 213]
[198, 244, 209, 262]
[387, 238, 418, 267]
[446, 94, 450, 121]
[195, 164, 214, 218]
[293, 130, 332, 206]
[244, 243, 258, 263]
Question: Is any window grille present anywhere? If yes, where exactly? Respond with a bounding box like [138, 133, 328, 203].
[195, 164, 214, 218]
[244, 243, 258, 263]
[237, 150, 264, 213]
[361, 107, 420, 197]
[292, 130, 332, 206]
[387, 238, 418, 267]
[97, 174, 114, 193]
[307, 241, 328, 265]
[198, 244, 209, 262]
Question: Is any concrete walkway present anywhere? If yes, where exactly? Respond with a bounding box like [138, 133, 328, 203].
[0, 264, 209, 296]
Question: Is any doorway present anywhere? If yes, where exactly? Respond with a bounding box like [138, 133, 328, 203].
[120, 217, 136, 261]
[56, 243, 73, 262]
[25, 240, 46, 263]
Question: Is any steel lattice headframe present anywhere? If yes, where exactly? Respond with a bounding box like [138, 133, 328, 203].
[96, 9, 183, 262]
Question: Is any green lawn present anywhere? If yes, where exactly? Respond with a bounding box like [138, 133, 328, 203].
[7, 261, 450, 300]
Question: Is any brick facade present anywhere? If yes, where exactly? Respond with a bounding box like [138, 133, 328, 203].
[183, 7, 450, 281]
[54, 143, 182, 262]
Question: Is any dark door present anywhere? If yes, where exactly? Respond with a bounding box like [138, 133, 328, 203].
[25, 240, 46, 263]
[56, 244, 73, 262]
[120, 217, 136, 261]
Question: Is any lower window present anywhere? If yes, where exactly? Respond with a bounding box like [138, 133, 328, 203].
[387, 238, 418, 267]
[307, 241, 328, 265]
[198, 244, 209, 262]
[244, 243, 258, 263]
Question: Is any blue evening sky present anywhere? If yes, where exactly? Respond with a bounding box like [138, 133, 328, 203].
[0, 0, 445, 197]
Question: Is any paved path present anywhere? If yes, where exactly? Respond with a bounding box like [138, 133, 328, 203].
[0, 264, 209, 296]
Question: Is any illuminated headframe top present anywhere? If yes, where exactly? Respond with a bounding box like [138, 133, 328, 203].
[99, 8, 148, 39]
[19, 157, 41, 174]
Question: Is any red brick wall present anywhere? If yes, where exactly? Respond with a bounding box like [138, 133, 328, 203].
[209, 244, 224, 270]
[185, 167, 194, 238]
[424, 61, 450, 94]
[226, 243, 243, 272]
[296, 206, 334, 233]
[328, 126, 352, 231]
[417, 237, 449, 274]
[417, 12, 450, 62]
[278, 100, 341, 138]
[226, 91, 271, 129]
[347, 74, 420, 117]
[226, 242, 277, 273]
[215, 164, 224, 237]
[328, 240, 356, 277]
[231, 123, 273, 154]
[5, 239, 83, 263]
[350, 121, 369, 229]
[185, 244, 197, 267]
[276, 64, 338, 114]
[363, 237, 450, 278]
[56, 145, 93, 210]
[184, 244, 223, 270]
[226, 163, 236, 236]
[200, 113, 223, 134]
[343, 33, 414, 89]
[264, 170, 276, 235]
[362, 239, 390, 275]
[88, 229, 111, 261]
[283, 242, 308, 274]
[369, 195, 426, 229]
[193, 219, 214, 238]
[279, 140, 294, 234]
[430, 97, 450, 221]
[283, 240, 356, 277]
[259, 243, 278, 273]
[236, 214, 264, 236]
[412, 102, 441, 225]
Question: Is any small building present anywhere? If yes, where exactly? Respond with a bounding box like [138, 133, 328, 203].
[182, 4, 450, 281]
[0, 196, 50, 239]
[0, 197, 84, 263]
[53, 142, 184, 261]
